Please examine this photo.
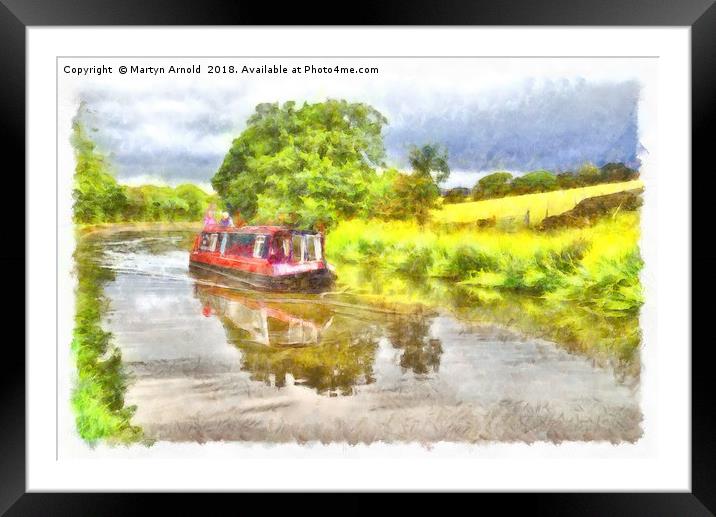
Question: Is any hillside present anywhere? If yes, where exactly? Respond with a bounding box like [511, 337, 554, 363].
[433, 180, 644, 225]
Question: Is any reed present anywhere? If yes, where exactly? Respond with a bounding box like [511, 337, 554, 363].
[327, 211, 643, 317]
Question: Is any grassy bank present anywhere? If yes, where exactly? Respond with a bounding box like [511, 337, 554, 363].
[71, 234, 144, 445]
[328, 212, 642, 314]
[434, 179, 643, 225]
[326, 210, 643, 374]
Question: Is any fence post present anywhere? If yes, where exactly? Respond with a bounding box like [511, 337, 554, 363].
[524, 209, 530, 227]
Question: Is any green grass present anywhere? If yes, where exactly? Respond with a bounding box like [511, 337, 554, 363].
[328, 212, 643, 314]
[71, 235, 144, 445]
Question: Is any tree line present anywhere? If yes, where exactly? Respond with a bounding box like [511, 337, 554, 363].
[444, 163, 640, 204]
[72, 115, 215, 224]
[73, 98, 640, 228]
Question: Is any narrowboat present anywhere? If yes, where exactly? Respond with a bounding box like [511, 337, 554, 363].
[189, 225, 336, 291]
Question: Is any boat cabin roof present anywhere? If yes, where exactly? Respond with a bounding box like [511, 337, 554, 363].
[202, 225, 319, 236]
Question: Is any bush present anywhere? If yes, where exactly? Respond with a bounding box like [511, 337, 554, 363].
[511, 170, 558, 194]
[394, 245, 434, 277]
[539, 238, 591, 273]
[390, 173, 441, 225]
[547, 249, 644, 315]
[438, 246, 498, 279]
[443, 187, 470, 204]
[357, 238, 388, 259]
[472, 172, 513, 200]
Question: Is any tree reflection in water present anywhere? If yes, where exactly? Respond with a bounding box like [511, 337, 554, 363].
[237, 333, 379, 396]
[194, 284, 380, 396]
[386, 314, 443, 375]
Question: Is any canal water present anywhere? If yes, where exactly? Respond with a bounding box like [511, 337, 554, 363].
[90, 230, 641, 444]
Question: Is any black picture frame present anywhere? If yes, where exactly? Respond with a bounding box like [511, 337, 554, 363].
[3, 0, 710, 512]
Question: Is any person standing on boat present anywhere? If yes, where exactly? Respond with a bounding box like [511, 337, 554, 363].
[219, 211, 234, 227]
[203, 203, 217, 227]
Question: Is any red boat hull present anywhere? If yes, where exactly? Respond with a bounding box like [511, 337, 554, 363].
[189, 261, 335, 291]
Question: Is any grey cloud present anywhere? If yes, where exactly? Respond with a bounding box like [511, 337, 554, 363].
[78, 77, 641, 188]
[383, 79, 640, 174]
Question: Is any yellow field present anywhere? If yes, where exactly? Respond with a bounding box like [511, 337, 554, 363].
[433, 180, 644, 225]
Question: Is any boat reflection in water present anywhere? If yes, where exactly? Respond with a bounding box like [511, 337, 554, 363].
[193, 282, 382, 396]
[197, 284, 332, 347]
[191, 265, 445, 397]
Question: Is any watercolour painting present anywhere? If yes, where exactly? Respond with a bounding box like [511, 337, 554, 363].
[61, 57, 653, 449]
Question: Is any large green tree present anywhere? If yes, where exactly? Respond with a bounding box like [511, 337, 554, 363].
[71, 105, 127, 223]
[212, 100, 388, 228]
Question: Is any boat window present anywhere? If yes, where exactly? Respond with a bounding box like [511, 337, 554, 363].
[252, 235, 268, 258]
[292, 234, 304, 263]
[199, 232, 212, 251]
[208, 233, 219, 252]
[219, 233, 228, 255]
[224, 233, 257, 258]
[312, 235, 323, 261]
[306, 235, 320, 261]
[269, 235, 290, 261]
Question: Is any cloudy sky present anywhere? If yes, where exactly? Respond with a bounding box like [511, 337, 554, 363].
[69, 57, 651, 189]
